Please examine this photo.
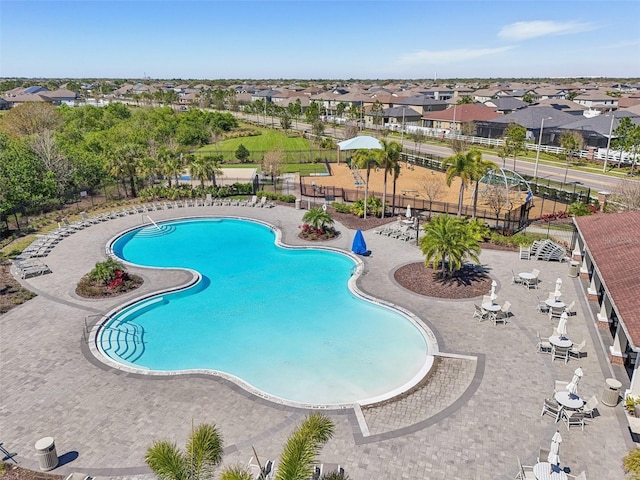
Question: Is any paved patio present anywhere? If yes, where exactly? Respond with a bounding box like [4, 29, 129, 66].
[0, 204, 633, 479]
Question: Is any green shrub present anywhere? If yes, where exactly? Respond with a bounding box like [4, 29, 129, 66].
[623, 448, 640, 479]
[256, 190, 296, 203]
[489, 231, 547, 247]
[331, 202, 353, 214]
[567, 202, 593, 217]
[352, 197, 383, 217]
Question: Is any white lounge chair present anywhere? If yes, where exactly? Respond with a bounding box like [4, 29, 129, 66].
[247, 195, 258, 207]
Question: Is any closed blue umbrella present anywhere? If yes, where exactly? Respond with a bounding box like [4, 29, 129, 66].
[352, 229, 368, 255]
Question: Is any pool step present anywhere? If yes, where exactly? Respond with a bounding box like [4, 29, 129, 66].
[134, 224, 176, 238]
[101, 320, 146, 362]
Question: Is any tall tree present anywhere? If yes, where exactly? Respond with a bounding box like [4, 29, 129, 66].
[145, 422, 224, 480]
[559, 130, 585, 181]
[378, 139, 402, 218]
[370, 100, 384, 132]
[443, 149, 478, 216]
[613, 117, 640, 175]
[352, 148, 381, 219]
[470, 155, 498, 218]
[0, 102, 62, 136]
[503, 124, 526, 170]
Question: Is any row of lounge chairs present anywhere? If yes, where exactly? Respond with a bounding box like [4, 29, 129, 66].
[374, 222, 417, 242]
[12, 258, 52, 279]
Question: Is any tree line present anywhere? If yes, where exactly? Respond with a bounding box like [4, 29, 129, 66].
[0, 103, 238, 220]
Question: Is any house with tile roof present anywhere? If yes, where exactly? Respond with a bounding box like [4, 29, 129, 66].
[573, 210, 640, 397]
[574, 90, 619, 109]
[483, 97, 528, 114]
[422, 104, 501, 132]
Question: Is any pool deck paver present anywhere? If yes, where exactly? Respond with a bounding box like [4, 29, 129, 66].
[0, 204, 632, 479]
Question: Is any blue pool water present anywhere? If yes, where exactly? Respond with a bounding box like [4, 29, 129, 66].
[102, 218, 430, 405]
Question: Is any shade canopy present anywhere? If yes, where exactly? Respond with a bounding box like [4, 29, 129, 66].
[557, 313, 568, 336]
[337, 135, 383, 151]
[352, 229, 368, 255]
[548, 431, 562, 465]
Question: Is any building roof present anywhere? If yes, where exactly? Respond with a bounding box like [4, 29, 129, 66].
[423, 104, 502, 122]
[574, 211, 640, 347]
[482, 106, 577, 128]
[484, 97, 528, 111]
[558, 111, 640, 136]
[394, 95, 448, 107]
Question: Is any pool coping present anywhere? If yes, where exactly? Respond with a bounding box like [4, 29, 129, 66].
[90, 215, 439, 410]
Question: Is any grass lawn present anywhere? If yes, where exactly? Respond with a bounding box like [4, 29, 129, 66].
[220, 162, 327, 175]
[198, 128, 311, 157]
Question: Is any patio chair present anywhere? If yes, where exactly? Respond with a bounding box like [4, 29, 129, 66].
[473, 304, 488, 322]
[569, 340, 586, 359]
[62, 217, 85, 231]
[564, 300, 577, 316]
[549, 305, 564, 321]
[511, 270, 523, 285]
[64, 474, 94, 480]
[390, 225, 409, 239]
[482, 295, 492, 305]
[247, 195, 258, 207]
[561, 409, 586, 431]
[537, 447, 550, 463]
[515, 457, 536, 480]
[541, 397, 561, 422]
[492, 301, 511, 325]
[552, 345, 570, 364]
[536, 332, 552, 353]
[174, 200, 184, 208]
[205, 193, 212, 206]
[581, 395, 599, 418]
[519, 246, 531, 260]
[554, 380, 568, 393]
[536, 295, 550, 313]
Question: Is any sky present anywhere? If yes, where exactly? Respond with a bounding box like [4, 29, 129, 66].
[1, 0, 639, 80]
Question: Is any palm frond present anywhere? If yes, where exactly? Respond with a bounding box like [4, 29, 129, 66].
[219, 466, 254, 480]
[185, 423, 224, 479]
[145, 440, 187, 480]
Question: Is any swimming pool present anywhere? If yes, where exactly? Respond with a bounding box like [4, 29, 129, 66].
[99, 218, 433, 406]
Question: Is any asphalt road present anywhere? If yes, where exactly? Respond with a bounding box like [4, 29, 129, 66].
[235, 112, 630, 193]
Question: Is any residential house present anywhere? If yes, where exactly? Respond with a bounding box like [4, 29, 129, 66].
[556, 111, 640, 148]
[533, 98, 588, 116]
[422, 104, 501, 133]
[573, 90, 619, 109]
[394, 95, 448, 116]
[365, 105, 422, 129]
[475, 106, 577, 143]
[484, 97, 528, 114]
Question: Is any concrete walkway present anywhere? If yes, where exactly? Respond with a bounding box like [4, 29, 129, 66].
[0, 204, 631, 479]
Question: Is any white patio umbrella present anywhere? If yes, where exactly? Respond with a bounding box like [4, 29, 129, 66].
[547, 431, 562, 466]
[490, 280, 498, 302]
[557, 312, 569, 337]
[554, 278, 563, 299]
[566, 367, 584, 396]
[406, 204, 412, 218]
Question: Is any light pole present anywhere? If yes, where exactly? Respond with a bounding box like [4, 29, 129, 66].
[603, 113, 616, 173]
[533, 117, 552, 179]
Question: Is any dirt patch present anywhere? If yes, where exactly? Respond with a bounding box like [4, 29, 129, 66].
[394, 262, 491, 299]
[330, 210, 397, 231]
[0, 263, 37, 315]
[0, 463, 62, 480]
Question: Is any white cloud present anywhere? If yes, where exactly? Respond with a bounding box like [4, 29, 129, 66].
[499, 20, 595, 40]
[398, 46, 514, 65]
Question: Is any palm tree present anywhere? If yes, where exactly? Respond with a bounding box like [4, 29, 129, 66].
[145, 422, 224, 480]
[163, 154, 184, 187]
[419, 214, 481, 278]
[274, 413, 335, 480]
[302, 207, 334, 232]
[190, 154, 222, 188]
[352, 148, 381, 219]
[378, 139, 402, 218]
[471, 156, 498, 218]
[443, 149, 479, 217]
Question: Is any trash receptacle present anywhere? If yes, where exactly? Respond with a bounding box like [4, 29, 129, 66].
[35, 436, 58, 471]
[295, 198, 301, 210]
[602, 378, 623, 406]
[568, 261, 580, 278]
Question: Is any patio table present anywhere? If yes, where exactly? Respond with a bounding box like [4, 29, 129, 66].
[555, 391, 583, 409]
[546, 299, 566, 309]
[533, 462, 568, 480]
[549, 335, 572, 348]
